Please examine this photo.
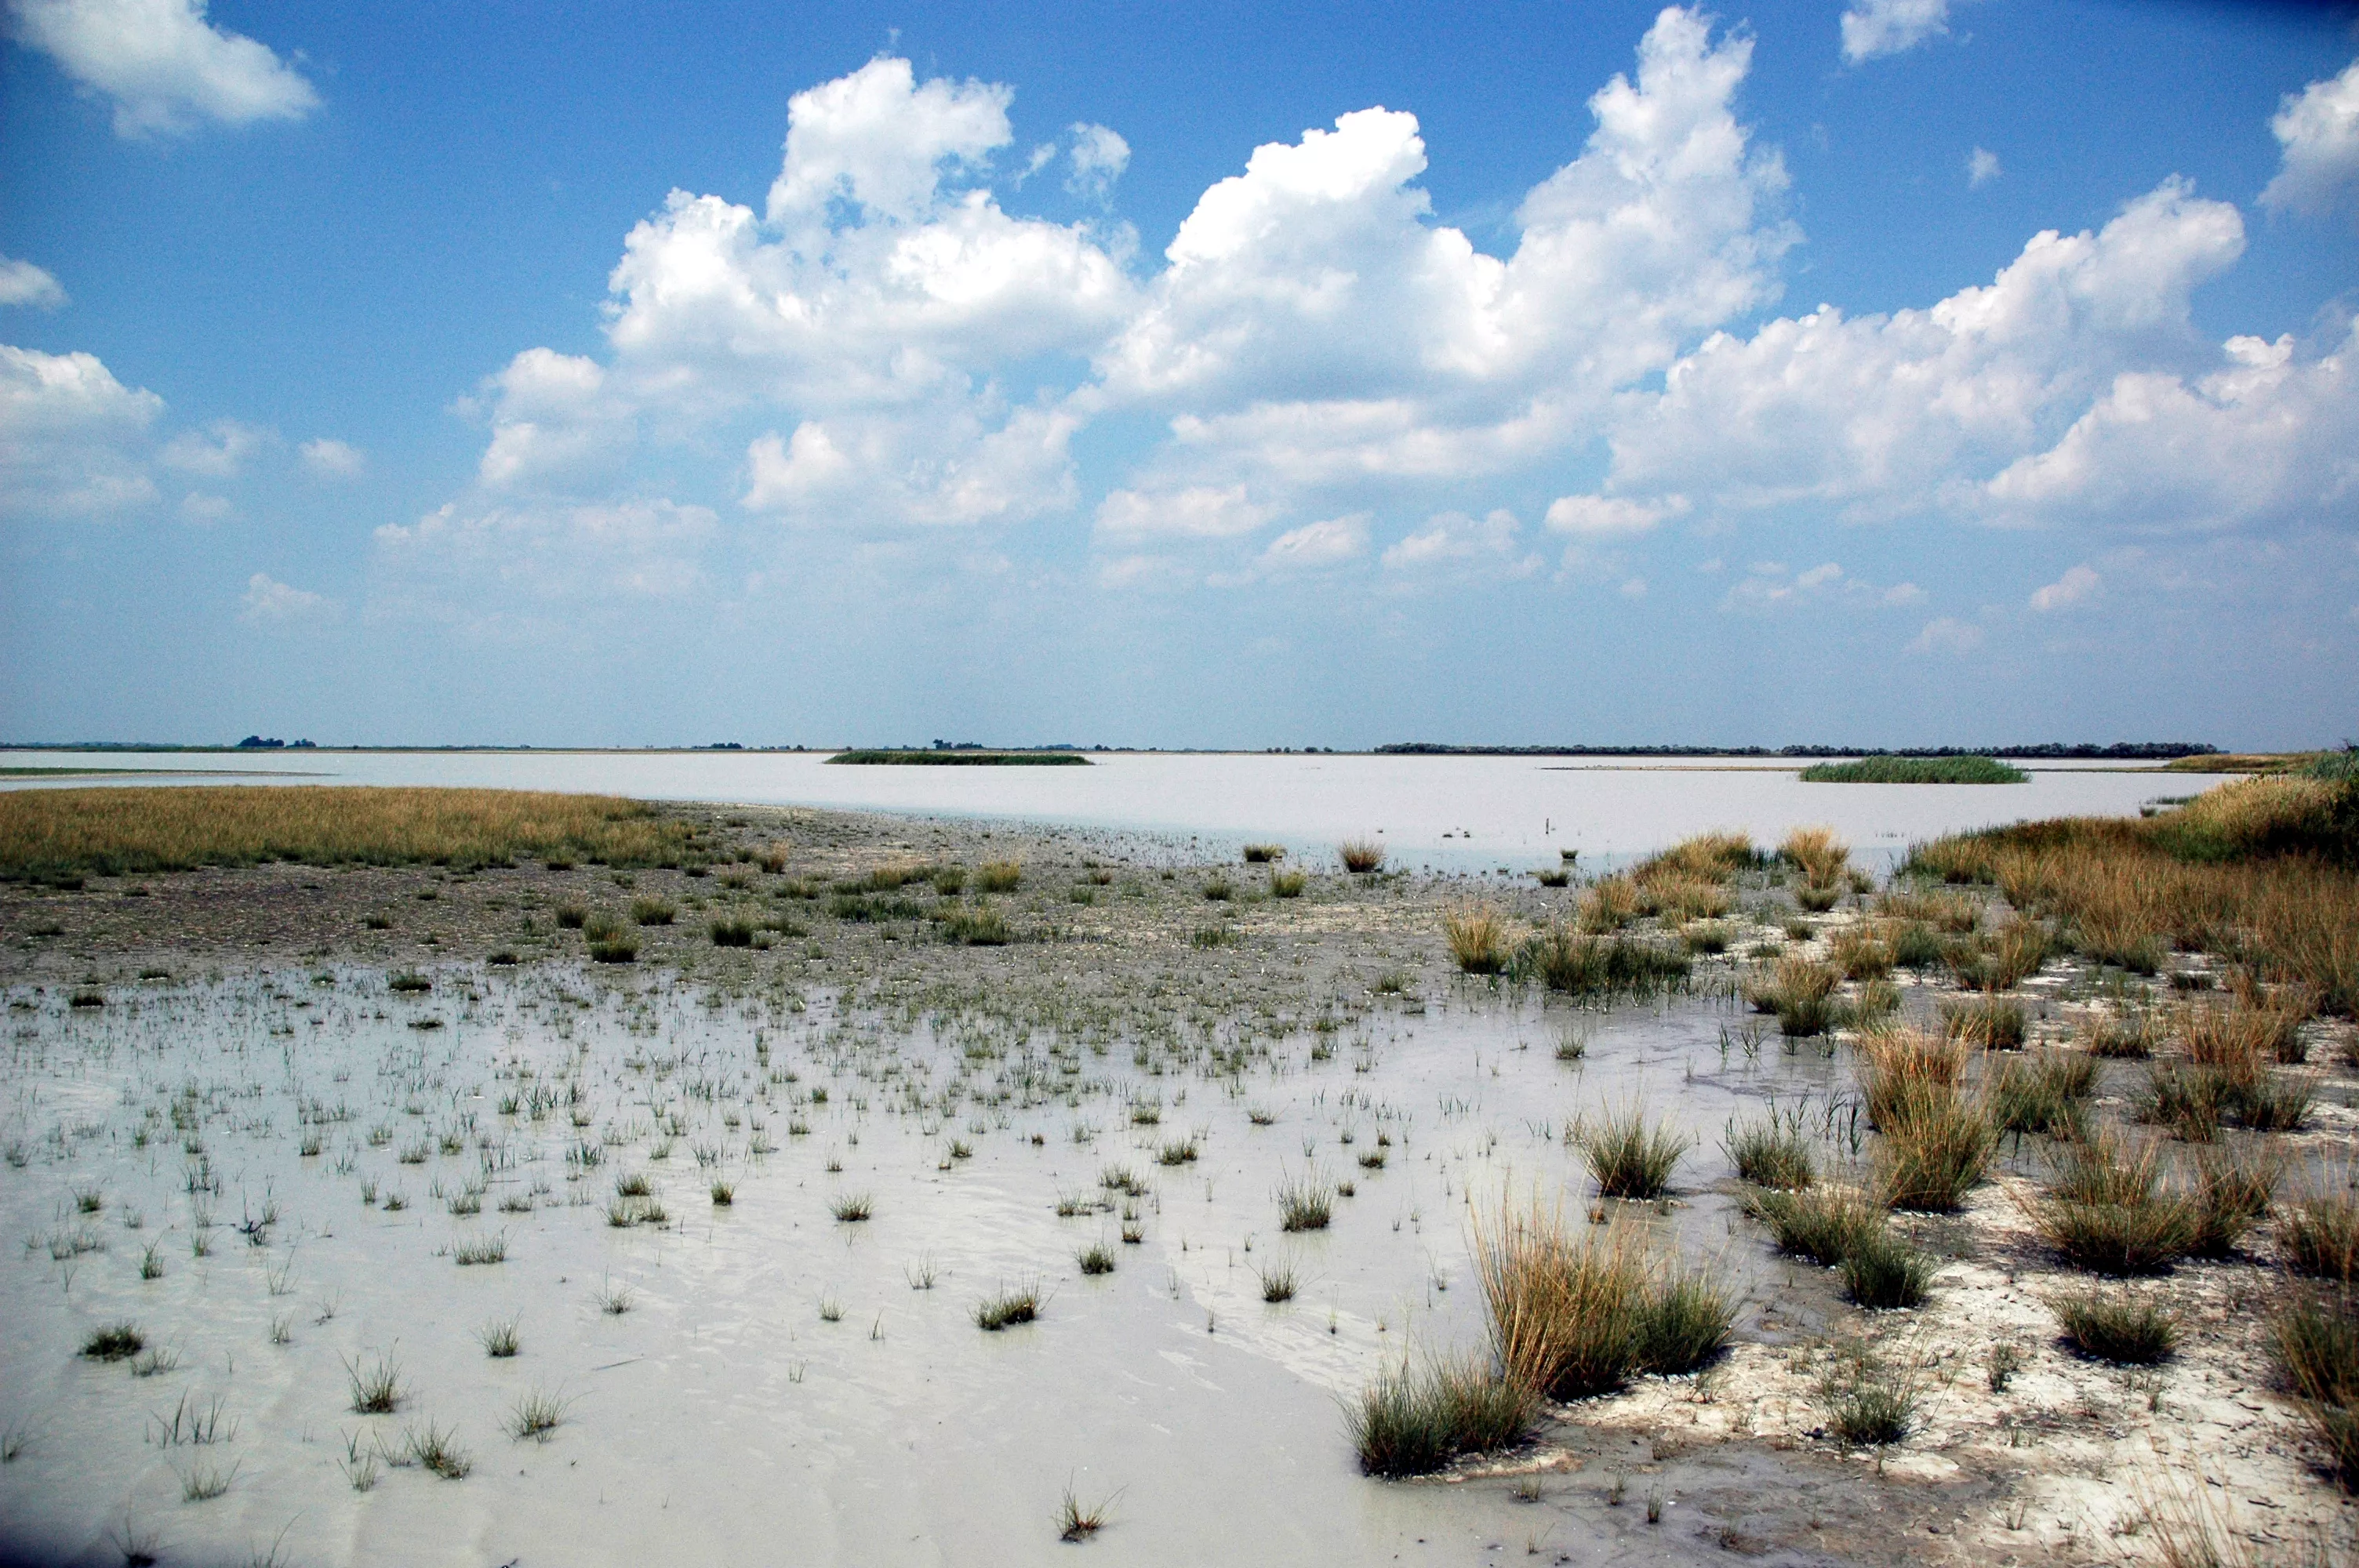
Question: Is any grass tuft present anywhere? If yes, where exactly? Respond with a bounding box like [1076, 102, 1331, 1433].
[975, 1283, 1042, 1330]
[1442, 904, 1511, 975]
[1347, 1353, 1535, 1477]
[2048, 1288, 2178, 1363]
[1573, 1105, 1692, 1200]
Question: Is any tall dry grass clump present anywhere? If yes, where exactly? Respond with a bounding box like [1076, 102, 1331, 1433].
[1856, 1031, 1994, 1211]
[0, 785, 694, 879]
[1338, 839, 1386, 874]
[1746, 953, 1842, 1036]
[2017, 1131, 2275, 1272]
[1442, 904, 1512, 975]
[1473, 1200, 1732, 1399]
[1905, 775, 2359, 1014]
[1783, 826, 1852, 909]
[1575, 875, 1644, 933]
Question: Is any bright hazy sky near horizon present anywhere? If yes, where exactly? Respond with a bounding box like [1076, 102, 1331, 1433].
[2, 0, 2356, 750]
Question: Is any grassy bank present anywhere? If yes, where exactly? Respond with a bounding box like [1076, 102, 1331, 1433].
[1905, 771, 2359, 1013]
[0, 786, 700, 880]
[826, 750, 1090, 766]
[1799, 756, 2026, 784]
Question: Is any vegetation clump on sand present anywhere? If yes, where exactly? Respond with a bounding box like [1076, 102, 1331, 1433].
[1906, 768, 2359, 1012]
[0, 786, 696, 880]
[1800, 755, 2028, 784]
[826, 750, 1090, 766]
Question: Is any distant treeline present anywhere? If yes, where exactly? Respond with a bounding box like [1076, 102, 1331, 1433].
[1376, 742, 2218, 760]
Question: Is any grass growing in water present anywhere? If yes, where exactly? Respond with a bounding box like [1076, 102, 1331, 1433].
[830, 1192, 874, 1223]
[1723, 1116, 1816, 1190]
[1510, 928, 1690, 1000]
[1573, 1105, 1692, 1200]
[1473, 1201, 1733, 1399]
[1339, 839, 1386, 874]
[80, 1323, 144, 1361]
[1277, 1172, 1335, 1232]
[1347, 1353, 1535, 1477]
[975, 1283, 1041, 1330]
[1442, 905, 1511, 975]
[1800, 755, 2027, 784]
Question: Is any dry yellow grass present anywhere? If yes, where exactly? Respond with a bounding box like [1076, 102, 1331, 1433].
[1441, 903, 1512, 975]
[1909, 777, 2359, 1015]
[1782, 826, 1850, 890]
[0, 786, 696, 877]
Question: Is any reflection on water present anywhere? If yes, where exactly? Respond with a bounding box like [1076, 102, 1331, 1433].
[0, 749, 2180, 871]
[1, 964, 1865, 1566]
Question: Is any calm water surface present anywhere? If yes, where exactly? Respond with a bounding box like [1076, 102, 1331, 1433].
[1, 750, 2186, 869]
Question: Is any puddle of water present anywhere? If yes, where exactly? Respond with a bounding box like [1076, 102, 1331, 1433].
[0, 965, 1896, 1566]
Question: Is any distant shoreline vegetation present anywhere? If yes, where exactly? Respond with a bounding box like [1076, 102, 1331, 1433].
[826, 750, 1092, 767]
[1376, 742, 2216, 760]
[1798, 756, 2028, 785]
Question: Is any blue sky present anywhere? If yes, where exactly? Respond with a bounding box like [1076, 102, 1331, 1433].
[3, 0, 2356, 749]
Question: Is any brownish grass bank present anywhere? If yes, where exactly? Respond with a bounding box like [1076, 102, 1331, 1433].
[0, 785, 697, 879]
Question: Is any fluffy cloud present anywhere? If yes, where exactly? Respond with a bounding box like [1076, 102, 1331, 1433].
[2259, 57, 2359, 216]
[742, 403, 1077, 527]
[0, 256, 67, 309]
[1583, 179, 2278, 530]
[239, 572, 331, 623]
[1545, 493, 1688, 535]
[1982, 327, 2359, 534]
[1258, 514, 1367, 571]
[1968, 147, 2001, 189]
[1066, 123, 1129, 205]
[1094, 484, 1272, 539]
[2030, 563, 2099, 611]
[161, 417, 265, 477]
[0, 342, 162, 516]
[300, 437, 365, 478]
[9, 0, 318, 137]
[1380, 508, 1543, 580]
[1095, 8, 1792, 502]
[475, 349, 627, 493]
[1908, 615, 1984, 654]
[1840, 0, 1950, 64]
[373, 499, 718, 620]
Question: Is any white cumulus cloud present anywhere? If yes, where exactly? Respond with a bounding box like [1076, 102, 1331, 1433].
[239, 572, 331, 623]
[0, 256, 67, 309]
[0, 342, 162, 516]
[2260, 57, 2359, 216]
[300, 437, 364, 477]
[1259, 514, 1367, 571]
[1908, 615, 1984, 654]
[9, 0, 318, 137]
[1841, 0, 1950, 64]
[1094, 484, 1273, 539]
[160, 416, 265, 477]
[1066, 123, 1129, 205]
[1586, 179, 2282, 530]
[2029, 563, 2099, 611]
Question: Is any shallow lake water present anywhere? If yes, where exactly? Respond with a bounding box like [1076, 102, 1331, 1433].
[0, 961, 1888, 1566]
[0, 749, 2183, 872]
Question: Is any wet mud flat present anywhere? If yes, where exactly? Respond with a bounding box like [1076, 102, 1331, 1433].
[1, 800, 2354, 1566]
